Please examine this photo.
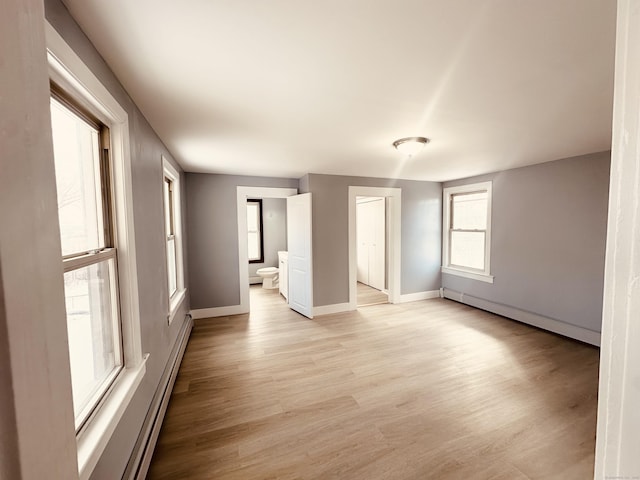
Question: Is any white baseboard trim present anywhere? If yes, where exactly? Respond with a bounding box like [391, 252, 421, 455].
[399, 290, 441, 303]
[313, 302, 352, 316]
[249, 276, 262, 285]
[124, 314, 193, 480]
[442, 288, 601, 346]
[191, 304, 248, 319]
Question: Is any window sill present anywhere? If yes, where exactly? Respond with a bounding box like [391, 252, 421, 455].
[77, 355, 148, 480]
[441, 266, 494, 284]
[168, 288, 187, 325]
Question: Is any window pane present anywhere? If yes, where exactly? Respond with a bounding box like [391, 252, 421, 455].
[452, 192, 487, 230]
[50, 97, 105, 256]
[450, 231, 485, 270]
[64, 259, 122, 429]
[248, 232, 260, 260]
[167, 237, 177, 297]
[164, 179, 173, 235]
[247, 203, 259, 232]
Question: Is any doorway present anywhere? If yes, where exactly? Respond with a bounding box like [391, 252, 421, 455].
[356, 196, 388, 306]
[236, 186, 297, 313]
[348, 186, 401, 310]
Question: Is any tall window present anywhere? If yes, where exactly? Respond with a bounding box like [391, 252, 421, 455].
[48, 23, 146, 477]
[164, 176, 177, 297]
[50, 92, 122, 431]
[162, 157, 185, 321]
[442, 182, 494, 283]
[247, 199, 264, 263]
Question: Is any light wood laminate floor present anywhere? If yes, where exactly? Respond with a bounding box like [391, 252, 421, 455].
[148, 286, 599, 479]
[357, 281, 388, 306]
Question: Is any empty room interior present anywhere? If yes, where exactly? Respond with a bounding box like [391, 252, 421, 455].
[4, 0, 640, 479]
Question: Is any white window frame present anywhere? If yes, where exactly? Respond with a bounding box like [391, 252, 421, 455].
[46, 21, 147, 480]
[50, 93, 123, 430]
[442, 181, 494, 283]
[162, 156, 186, 323]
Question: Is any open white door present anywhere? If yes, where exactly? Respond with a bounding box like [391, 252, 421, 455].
[287, 193, 313, 318]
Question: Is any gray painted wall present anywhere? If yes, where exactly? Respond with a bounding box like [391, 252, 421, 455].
[44, 2, 191, 478]
[303, 174, 442, 306]
[0, 2, 612, 478]
[299, 174, 310, 193]
[248, 198, 287, 282]
[1, 1, 78, 477]
[186, 174, 298, 309]
[442, 151, 610, 333]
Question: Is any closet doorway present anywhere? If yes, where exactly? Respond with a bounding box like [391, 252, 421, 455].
[348, 186, 401, 310]
[356, 196, 388, 306]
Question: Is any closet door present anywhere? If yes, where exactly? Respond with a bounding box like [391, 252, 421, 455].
[356, 198, 385, 290]
[368, 198, 385, 290]
[356, 201, 371, 284]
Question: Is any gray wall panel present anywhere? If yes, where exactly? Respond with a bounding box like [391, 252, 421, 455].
[186, 174, 298, 309]
[306, 174, 442, 306]
[442, 151, 610, 332]
[1, 1, 78, 476]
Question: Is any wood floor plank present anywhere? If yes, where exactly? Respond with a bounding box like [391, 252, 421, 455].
[147, 286, 598, 479]
[357, 281, 388, 306]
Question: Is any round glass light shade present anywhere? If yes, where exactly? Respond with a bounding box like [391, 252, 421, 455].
[393, 137, 429, 156]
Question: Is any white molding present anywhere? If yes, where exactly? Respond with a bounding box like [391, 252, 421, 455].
[441, 266, 494, 284]
[236, 187, 298, 313]
[191, 305, 247, 319]
[162, 156, 186, 325]
[348, 186, 402, 310]
[595, 0, 640, 476]
[128, 316, 192, 480]
[46, 23, 125, 127]
[442, 181, 493, 279]
[399, 290, 441, 303]
[167, 289, 186, 324]
[313, 303, 352, 316]
[77, 356, 148, 480]
[442, 288, 600, 346]
[356, 196, 384, 204]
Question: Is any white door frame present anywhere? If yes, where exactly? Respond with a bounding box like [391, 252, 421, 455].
[348, 186, 401, 309]
[594, 0, 640, 475]
[237, 186, 298, 313]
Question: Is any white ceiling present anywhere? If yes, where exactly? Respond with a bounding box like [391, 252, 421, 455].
[61, 0, 616, 182]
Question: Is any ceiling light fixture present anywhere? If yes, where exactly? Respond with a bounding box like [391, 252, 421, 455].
[392, 136, 430, 156]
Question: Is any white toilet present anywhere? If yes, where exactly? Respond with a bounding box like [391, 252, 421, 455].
[256, 266, 279, 289]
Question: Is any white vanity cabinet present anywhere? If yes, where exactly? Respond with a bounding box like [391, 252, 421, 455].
[278, 251, 288, 300]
